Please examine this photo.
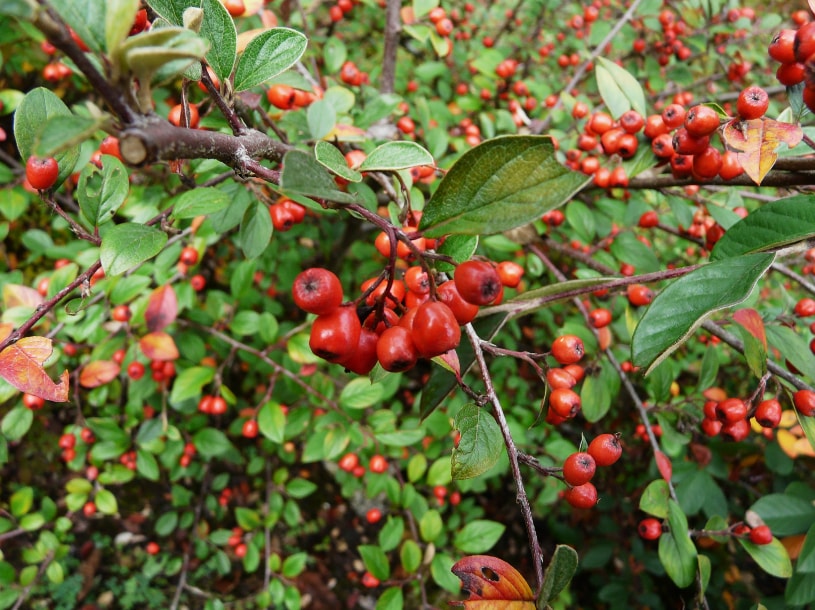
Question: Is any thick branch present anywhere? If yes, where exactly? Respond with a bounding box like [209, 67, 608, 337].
[380, 0, 401, 95]
[627, 170, 815, 190]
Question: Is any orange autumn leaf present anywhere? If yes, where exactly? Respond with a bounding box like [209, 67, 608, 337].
[79, 360, 121, 388]
[0, 323, 13, 343]
[3, 283, 44, 309]
[655, 450, 672, 483]
[0, 336, 70, 402]
[139, 331, 180, 361]
[732, 308, 766, 349]
[781, 534, 807, 561]
[450, 555, 535, 609]
[721, 118, 802, 185]
[145, 285, 178, 332]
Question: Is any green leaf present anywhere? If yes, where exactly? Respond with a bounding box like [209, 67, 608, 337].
[786, 568, 815, 606]
[400, 539, 422, 573]
[750, 493, 815, 536]
[155, 511, 178, 536]
[565, 200, 595, 244]
[640, 479, 670, 518]
[0, 0, 33, 17]
[375, 429, 426, 447]
[435, 234, 478, 273]
[282, 552, 308, 578]
[101, 223, 168, 276]
[539, 545, 579, 606]
[795, 523, 815, 573]
[77, 156, 130, 228]
[169, 366, 214, 405]
[419, 510, 443, 542]
[50, 0, 106, 52]
[307, 100, 336, 141]
[145, 0, 186, 24]
[95, 489, 118, 515]
[286, 478, 317, 499]
[738, 537, 793, 578]
[765, 325, 815, 383]
[419, 136, 588, 237]
[19, 513, 45, 532]
[235, 507, 261, 530]
[631, 253, 774, 374]
[379, 516, 405, 552]
[339, 377, 385, 409]
[258, 401, 286, 443]
[136, 450, 160, 481]
[711, 195, 815, 261]
[193, 428, 235, 459]
[594, 57, 646, 118]
[171, 187, 230, 219]
[121, 28, 209, 86]
[580, 365, 613, 423]
[453, 520, 505, 554]
[322, 36, 347, 74]
[35, 116, 102, 158]
[658, 500, 697, 588]
[239, 201, 272, 259]
[376, 587, 403, 610]
[200, 0, 237, 83]
[280, 150, 357, 204]
[358, 142, 434, 172]
[1, 406, 33, 441]
[13, 88, 79, 185]
[314, 141, 362, 183]
[358, 544, 390, 580]
[233, 28, 308, 91]
[106, 0, 140, 54]
[46, 560, 64, 585]
[451, 404, 503, 480]
[10, 487, 33, 517]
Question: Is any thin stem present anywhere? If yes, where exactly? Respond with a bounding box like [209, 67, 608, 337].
[381, 0, 401, 95]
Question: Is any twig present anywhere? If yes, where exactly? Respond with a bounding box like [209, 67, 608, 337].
[170, 465, 211, 610]
[381, 0, 401, 95]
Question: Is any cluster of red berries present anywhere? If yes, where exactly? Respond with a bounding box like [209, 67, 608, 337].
[338, 451, 389, 478]
[266, 83, 320, 111]
[545, 335, 587, 424]
[198, 394, 229, 415]
[269, 196, 307, 232]
[768, 12, 815, 112]
[561, 433, 623, 509]
[427, 6, 455, 38]
[793, 389, 815, 417]
[125, 358, 176, 385]
[328, 0, 355, 23]
[295, 256, 522, 375]
[57, 426, 95, 462]
[179, 441, 197, 468]
[700, 396, 783, 441]
[639, 518, 772, 546]
[226, 526, 248, 558]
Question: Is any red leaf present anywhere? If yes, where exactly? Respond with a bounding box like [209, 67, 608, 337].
[655, 450, 673, 483]
[451, 555, 535, 608]
[139, 331, 180, 361]
[2, 284, 43, 309]
[0, 336, 70, 402]
[79, 360, 121, 388]
[721, 118, 802, 185]
[145, 285, 178, 332]
[733, 308, 767, 350]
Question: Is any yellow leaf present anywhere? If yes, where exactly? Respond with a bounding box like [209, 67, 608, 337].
[139, 331, 180, 361]
[722, 118, 802, 185]
[79, 360, 121, 388]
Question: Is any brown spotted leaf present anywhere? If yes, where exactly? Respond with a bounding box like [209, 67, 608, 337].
[79, 360, 120, 388]
[450, 555, 535, 609]
[0, 336, 70, 402]
[145, 284, 178, 332]
[139, 331, 180, 361]
[721, 118, 802, 185]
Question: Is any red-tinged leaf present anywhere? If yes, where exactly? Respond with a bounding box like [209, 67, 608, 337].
[450, 555, 535, 608]
[721, 118, 803, 185]
[655, 450, 673, 483]
[145, 285, 178, 332]
[2, 284, 43, 309]
[0, 323, 13, 343]
[0, 337, 70, 402]
[733, 308, 766, 349]
[436, 349, 461, 379]
[78, 360, 121, 388]
[139, 332, 180, 361]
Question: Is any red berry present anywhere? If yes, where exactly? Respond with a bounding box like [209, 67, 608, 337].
[589, 308, 612, 328]
[437, 281, 479, 325]
[234, 543, 248, 558]
[587, 433, 622, 467]
[366, 508, 383, 523]
[716, 398, 747, 423]
[179, 246, 199, 266]
[736, 86, 769, 120]
[293, 268, 344, 316]
[721, 418, 751, 442]
[546, 368, 577, 390]
[684, 105, 720, 137]
[22, 393, 45, 410]
[638, 211, 659, 228]
[146, 542, 160, 555]
[361, 571, 380, 588]
[749, 524, 773, 545]
[190, 274, 206, 291]
[564, 482, 598, 509]
[794, 297, 815, 317]
[267, 84, 296, 110]
[112, 304, 131, 322]
[619, 110, 644, 134]
[551, 334, 584, 365]
[26, 156, 59, 190]
[549, 388, 582, 419]
[693, 147, 723, 180]
[794, 21, 815, 64]
[339, 327, 380, 375]
[638, 517, 663, 540]
[701, 417, 722, 437]
[411, 301, 461, 358]
[496, 261, 524, 288]
[168, 103, 199, 128]
[376, 325, 419, 372]
[755, 399, 782, 429]
[369, 454, 388, 474]
[454, 260, 502, 305]
[338, 452, 359, 472]
[562, 452, 596, 486]
[83, 501, 97, 517]
[627, 284, 654, 307]
[242, 419, 258, 438]
[769, 29, 796, 64]
[661, 104, 686, 130]
[793, 389, 815, 416]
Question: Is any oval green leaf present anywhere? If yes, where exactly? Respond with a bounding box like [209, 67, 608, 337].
[200, 0, 237, 83]
[77, 156, 130, 228]
[737, 538, 792, 578]
[540, 545, 579, 606]
[358, 141, 434, 172]
[631, 253, 774, 374]
[658, 500, 697, 588]
[419, 135, 589, 237]
[314, 141, 362, 183]
[171, 187, 231, 219]
[451, 403, 503, 480]
[711, 195, 815, 261]
[100, 223, 168, 276]
[239, 201, 272, 259]
[453, 520, 506, 554]
[234, 28, 307, 92]
[594, 57, 647, 119]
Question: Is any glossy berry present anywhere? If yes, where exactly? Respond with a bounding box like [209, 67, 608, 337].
[376, 325, 419, 372]
[793, 389, 815, 416]
[309, 305, 361, 363]
[179, 246, 199, 266]
[369, 454, 388, 474]
[438, 281, 479, 325]
[693, 147, 722, 180]
[619, 110, 644, 134]
[241, 419, 258, 438]
[338, 452, 359, 472]
[794, 297, 815, 317]
[411, 301, 461, 358]
[547, 367, 577, 390]
[454, 260, 502, 305]
[794, 21, 815, 64]
[701, 417, 722, 437]
[587, 433, 622, 467]
[26, 156, 59, 190]
[83, 501, 97, 517]
[589, 308, 612, 328]
[22, 393, 45, 410]
[127, 361, 145, 380]
[562, 452, 596, 486]
[292, 268, 343, 315]
[551, 334, 584, 365]
[755, 399, 782, 428]
[736, 86, 769, 120]
[749, 524, 773, 545]
[638, 518, 663, 540]
[684, 105, 720, 137]
[661, 104, 686, 130]
[267, 84, 296, 110]
[549, 388, 582, 418]
[721, 418, 751, 442]
[339, 328, 379, 375]
[496, 261, 524, 288]
[112, 304, 131, 322]
[564, 482, 598, 509]
[716, 398, 747, 423]
[768, 29, 796, 64]
[146, 541, 160, 555]
[366, 508, 383, 523]
[361, 571, 380, 588]
[638, 211, 659, 228]
[168, 103, 199, 128]
[627, 284, 654, 307]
